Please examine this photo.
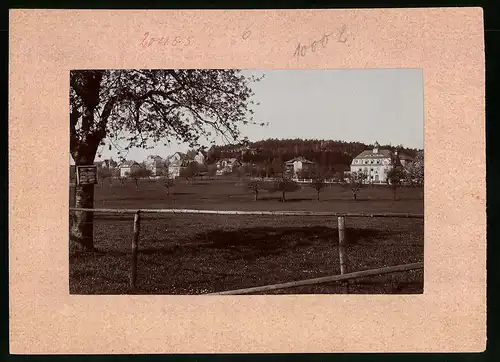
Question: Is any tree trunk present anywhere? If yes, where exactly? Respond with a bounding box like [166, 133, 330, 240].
[70, 184, 96, 251]
[254, 190, 258, 201]
[282, 190, 286, 202]
[167, 187, 170, 196]
[393, 187, 397, 200]
[317, 190, 320, 201]
[353, 191, 357, 200]
[135, 179, 139, 191]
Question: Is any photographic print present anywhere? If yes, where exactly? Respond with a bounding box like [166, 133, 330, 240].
[10, 8, 485, 354]
[69, 69, 424, 295]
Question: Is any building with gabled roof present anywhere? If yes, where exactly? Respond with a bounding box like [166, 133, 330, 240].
[284, 157, 315, 176]
[215, 158, 242, 175]
[119, 160, 141, 178]
[350, 142, 413, 184]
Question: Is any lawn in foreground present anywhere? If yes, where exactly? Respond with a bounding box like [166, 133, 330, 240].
[69, 179, 424, 295]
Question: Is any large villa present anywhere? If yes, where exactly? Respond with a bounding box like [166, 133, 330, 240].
[350, 142, 413, 184]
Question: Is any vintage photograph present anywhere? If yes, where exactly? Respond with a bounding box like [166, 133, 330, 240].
[69, 69, 424, 295]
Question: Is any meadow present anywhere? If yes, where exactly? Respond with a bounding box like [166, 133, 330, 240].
[69, 177, 424, 295]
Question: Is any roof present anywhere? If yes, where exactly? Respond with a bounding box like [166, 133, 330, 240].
[397, 153, 414, 161]
[284, 157, 314, 164]
[146, 154, 162, 160]
[353, 149, 393, 159]
[169, 152, 186, 160]
[119, 160, 140, 168]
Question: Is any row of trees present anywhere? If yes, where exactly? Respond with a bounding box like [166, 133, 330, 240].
[243, 166, 421, 203]
[97, 150, 423, 202]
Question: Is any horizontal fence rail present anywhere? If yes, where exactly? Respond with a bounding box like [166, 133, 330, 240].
[207, 262, 424, 295]
[69, 207, 424, 293]
[69, 208, 424, 219]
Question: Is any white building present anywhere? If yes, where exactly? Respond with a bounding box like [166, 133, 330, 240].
[194, 151, 206, 165]
[118, 161, 141, 178]
[168, 152, 193, 178]
[284, 157, 315, 177]
[350, 142, 394, 184]
[216, 158, 241, 175]
[145, 155, 165, 177]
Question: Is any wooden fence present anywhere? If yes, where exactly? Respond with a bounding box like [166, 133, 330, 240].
[69, 208, 424, 294]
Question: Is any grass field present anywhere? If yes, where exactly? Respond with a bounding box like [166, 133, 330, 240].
[69, 178, 424, 295]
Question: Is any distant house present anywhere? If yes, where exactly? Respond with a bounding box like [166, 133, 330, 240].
[284, 157, 315, 176]
[145, 155, 166, 177]
[168, 152, 188, 178]
[150, 159, 167, 177]
[119, 160, 141, 178]
[350, 142, 413, 184]
[216, 158, 242, 175]
[94, 159, 118, 169]
[194, 150, 206, 165]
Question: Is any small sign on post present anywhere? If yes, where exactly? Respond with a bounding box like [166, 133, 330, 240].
[76, 165, 98, 185]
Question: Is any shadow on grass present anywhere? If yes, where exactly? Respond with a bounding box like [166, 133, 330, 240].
[344, 227, 395, 245]
[188, 226, 395, 260]
[70, 226, 399, 262]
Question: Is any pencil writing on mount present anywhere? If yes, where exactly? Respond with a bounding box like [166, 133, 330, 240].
[293, 24, 349, 59]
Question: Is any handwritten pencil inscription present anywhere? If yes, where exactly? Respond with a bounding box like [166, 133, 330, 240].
[293, 24, 349, 59]
[139, 32, 194, 48]
[242, 22, 254, 40]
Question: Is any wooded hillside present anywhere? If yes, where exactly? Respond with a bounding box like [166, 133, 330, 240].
[205, 138, 420, 170]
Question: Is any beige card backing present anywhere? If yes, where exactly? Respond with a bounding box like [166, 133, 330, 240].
[9, 8, 486, 353]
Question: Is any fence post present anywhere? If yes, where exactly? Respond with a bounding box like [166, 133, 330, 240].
[130, 210, 141, 290]
[337, 216, 349, 293]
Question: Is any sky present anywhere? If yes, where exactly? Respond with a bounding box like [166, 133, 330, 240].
[75, 69, 424, 165]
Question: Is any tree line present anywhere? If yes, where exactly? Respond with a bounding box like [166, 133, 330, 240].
[205, 138, 420, 171]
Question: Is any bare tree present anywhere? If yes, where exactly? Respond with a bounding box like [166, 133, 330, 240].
[129, 167, 152, 191]
[118, 176, 126, 187]
[207, 164, 217, 179]
[387, 166, 407, 200]
[245, 180, 262, 201]
[70, 69, 263, 250]
[181, 161, 199, 183]
[97, 167, 112, 188]
[309, 177, 327, 201]
[346, 170, 367, 201]
[161, 167, 175, 195]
